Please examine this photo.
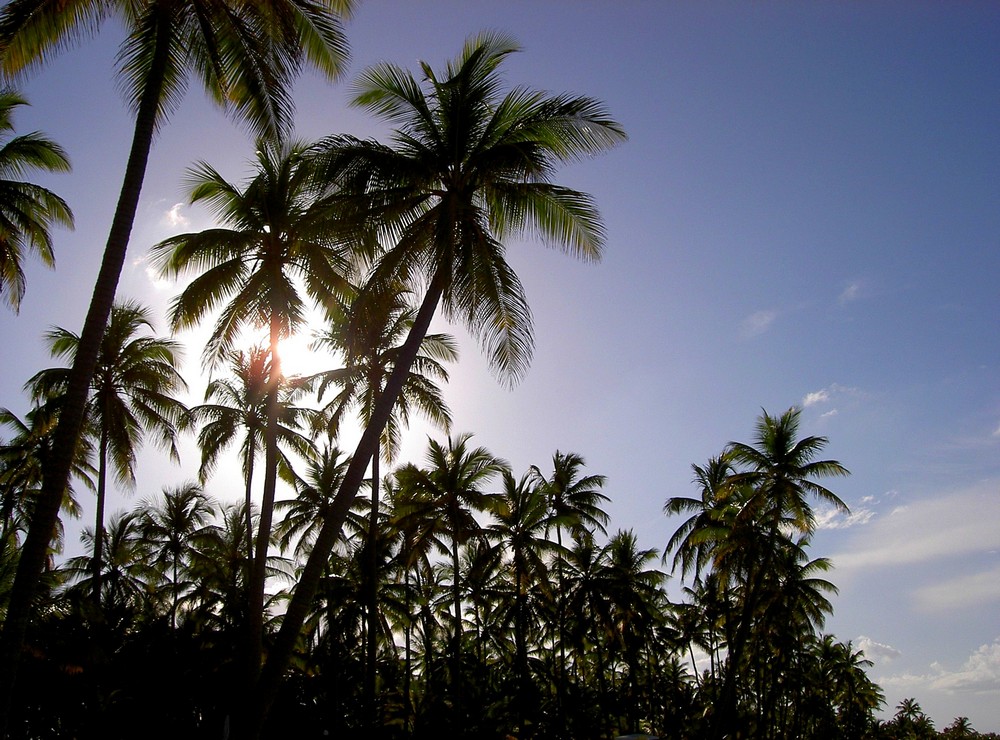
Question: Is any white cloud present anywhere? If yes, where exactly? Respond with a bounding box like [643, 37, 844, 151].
[802, 383, 863, 411]
[162, 202, 190, 228]
[815, 504, 876, 530]
[857, 635, 902, 662]
[740, 309, 777, 338]
[832, 482, 1000, 571]
[881, 638, 1000, 696]
[993, 423, 1000, 438]
[913, 565, 1000, 612]
[803, 389, 830, 407]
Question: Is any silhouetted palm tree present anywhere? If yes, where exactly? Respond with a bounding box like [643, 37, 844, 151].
[138, 482, 214, 629]
[259, 35, 624, 722]
[0, 88, 73, 311]
[28, 300, 187, 601]
[308, 283, 455, 719]
[152, 137, 353, 681]
[0, 6, 352, 715]
[394, 433, 505, 718]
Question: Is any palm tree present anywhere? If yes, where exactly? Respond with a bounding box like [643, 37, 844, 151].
[488, 468, 556, 729]
[309, 282, 455, 719]
[394, 433, 506, 717]
[0, 88, 73, 312]
[28, 300, 187, 602]
[0, 399, 91, 547]
[663, 453, 738, 582]
[28, 300, 186, 605]
[0, 3, 352, 720]
[666, 409, 850, 740]
[385, 471, 444, 731]
[529, 450, 608, 727]
[62, 509, 159, 623]
[257, 32, 624, 724]
[137, 481, 215, 630]
[599, 529, 665, 733]
[152, 136, 355, 684]
[192, 345, 316, 571]
[727, 407, 850, 534]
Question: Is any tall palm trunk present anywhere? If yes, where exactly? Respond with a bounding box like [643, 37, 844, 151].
[247, 312, 283, 684]
[449, 505, 463, 716]
[243, 443, 256, 578]
[0, 15, 171, 732]
[92, 422, 110, 604]
[365, 440, 380, 728]
[249, 271, 447, 737]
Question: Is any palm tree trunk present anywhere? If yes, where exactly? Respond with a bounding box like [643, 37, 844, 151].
[92, 425, 109, 605]
[449, 516, 463, 716]
[403, 560, 413, 735]
[0, 14, 170, 733]
[246, 314, 283, 686]
[248, 271, 447, 738]
[365, 446, 380, 728]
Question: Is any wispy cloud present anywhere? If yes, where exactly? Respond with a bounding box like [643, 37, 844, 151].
[162, 202, 190, 228]
[839, 280, 863, 305]
[815, 504, 876, 530]
[801, 383, 862, 415]
[832, 482, 1000, 571]
[914, 565, 1000, 612]
[740, 309, 777, 338]
[880, 638, 1000, 695]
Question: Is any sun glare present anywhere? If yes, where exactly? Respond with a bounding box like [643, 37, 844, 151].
[276, 334, 330, 377]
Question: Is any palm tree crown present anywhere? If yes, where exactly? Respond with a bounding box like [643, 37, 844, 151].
[0, 88, 73, 311]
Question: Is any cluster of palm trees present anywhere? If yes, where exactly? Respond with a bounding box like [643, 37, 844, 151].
[1, 404, 891, 739]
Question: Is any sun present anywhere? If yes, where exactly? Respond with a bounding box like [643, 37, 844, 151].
[275, 333, 330, 377]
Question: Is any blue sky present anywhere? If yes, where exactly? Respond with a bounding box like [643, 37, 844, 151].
[1, 1, 998, 730]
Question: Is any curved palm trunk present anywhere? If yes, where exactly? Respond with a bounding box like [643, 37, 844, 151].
[247, 271, 447, 738]
[0, 15, 170, 733]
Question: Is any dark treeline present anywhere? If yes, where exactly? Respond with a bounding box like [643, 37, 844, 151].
[3, 398, 992, 738]
[0, 4, 991, 739]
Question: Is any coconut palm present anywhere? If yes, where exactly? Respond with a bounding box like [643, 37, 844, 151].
[152, 136, 355, 682]
[488, 469, 555, 726]
[529, 450, 608, 727]
[137, 481, 215, 629]
[385, 471, 444, 730]
[599, 529, 665, 732]
[308, 282, 455, 718]
[0, 399, 91, 547]
[62, 509, 159, 622]
[0, 3, 352, 717]
[255, 34, 624, 721]
[0, 88, 73, 311]
[663, 453, 738, 582]
[28, 300, 187, 602]
[394, 433, 506, 718]
[727, 407, 850, 534]
[191, 345, 316, 570]
[275, 441, 357, 561]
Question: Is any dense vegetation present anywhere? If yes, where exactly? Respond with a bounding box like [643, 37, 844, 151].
[0, 3, 991, 739]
